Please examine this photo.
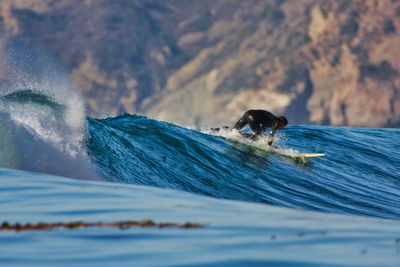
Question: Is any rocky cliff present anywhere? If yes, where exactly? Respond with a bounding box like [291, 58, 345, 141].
[1, 0, 399, 128]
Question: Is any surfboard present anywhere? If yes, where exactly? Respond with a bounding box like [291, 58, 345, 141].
[269, 147, 325, 159]
[207, 130, 326, 160]
[294, 153, 325, 158]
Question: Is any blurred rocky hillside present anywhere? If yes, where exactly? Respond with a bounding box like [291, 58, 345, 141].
[1, 0, 400, 127]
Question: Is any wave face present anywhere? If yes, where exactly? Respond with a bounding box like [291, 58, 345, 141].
[88, 114, 400, 220]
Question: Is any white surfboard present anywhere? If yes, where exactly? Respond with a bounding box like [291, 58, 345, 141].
[294, 153, 326, 158]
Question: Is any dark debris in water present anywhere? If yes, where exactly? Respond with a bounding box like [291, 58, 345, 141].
[0, 220, 204, 232]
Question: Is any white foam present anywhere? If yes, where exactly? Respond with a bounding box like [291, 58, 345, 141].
[203, 127, 301, 157]
[1, 54, 87, 157]
[0, 47, 104, 179]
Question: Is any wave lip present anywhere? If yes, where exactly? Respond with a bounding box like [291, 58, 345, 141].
[0, 88, 99, 180]
[2, 89, 84, 155]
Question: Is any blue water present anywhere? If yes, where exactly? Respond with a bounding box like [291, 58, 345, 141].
[1, 88, 400, 266]
[88, 114, 400, 220]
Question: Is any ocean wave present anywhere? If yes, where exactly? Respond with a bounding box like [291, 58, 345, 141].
[0, 88, 98, 180]
[87, 114, 400, 220]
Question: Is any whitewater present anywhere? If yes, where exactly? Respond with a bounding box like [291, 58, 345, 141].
[0, 48, 400, 266]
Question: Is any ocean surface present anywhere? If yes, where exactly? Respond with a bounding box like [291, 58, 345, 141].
[1, 86, 400, 266]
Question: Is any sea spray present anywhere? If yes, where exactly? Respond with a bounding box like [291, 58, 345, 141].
[0, 43, 99, 180]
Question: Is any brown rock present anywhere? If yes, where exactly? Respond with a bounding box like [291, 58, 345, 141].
[1, 0, 399, 127]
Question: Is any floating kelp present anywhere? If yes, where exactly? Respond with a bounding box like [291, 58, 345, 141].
[0, 220, 203, 232]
